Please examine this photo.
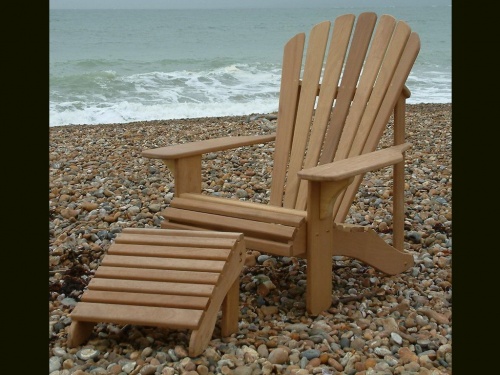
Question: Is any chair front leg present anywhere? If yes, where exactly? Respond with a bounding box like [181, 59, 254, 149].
[306, 177, 353, 315]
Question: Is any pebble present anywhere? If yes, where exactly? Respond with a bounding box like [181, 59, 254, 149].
[339, 337, 350, 348]
[268, 347, 289, 364]
[76, 348, 100, 361]
[390, 332, 403, 345]
[301, 349, 321, 360]
[49, 356, 61, 372]
[257, 344, 269, 358]
[49, 104, 452, 375]
[374, 347, 392, 357]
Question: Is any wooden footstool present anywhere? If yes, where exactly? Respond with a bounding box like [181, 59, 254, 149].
[67, 228, 246, 356]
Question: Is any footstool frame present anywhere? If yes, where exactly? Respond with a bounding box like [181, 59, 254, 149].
[67, 228, 246, 356]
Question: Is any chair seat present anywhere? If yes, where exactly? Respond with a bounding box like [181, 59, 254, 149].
[67, 228, 246, 357]
[162, 193, 308, 257]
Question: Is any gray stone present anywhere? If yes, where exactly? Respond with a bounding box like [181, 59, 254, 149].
[390, 332, 403, 345]
[374, 347, 392, 357]
[339, 337, 350, 348]
[300, 349, 320, 360]
[285, 323, 309, 332]
[49, 356, 62, 373]
[122, 361, 136, 374]
[76, 348, 100, 361]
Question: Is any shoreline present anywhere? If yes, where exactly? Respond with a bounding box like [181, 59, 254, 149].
[49, 103, 452, 374]
[49, 103, 451, 130]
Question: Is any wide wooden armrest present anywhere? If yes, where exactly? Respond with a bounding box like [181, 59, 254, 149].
[142, 134, 276, 160]
[298, 143, 411, 182]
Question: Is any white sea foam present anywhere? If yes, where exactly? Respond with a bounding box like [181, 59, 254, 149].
[50, 99, 281, 127]
[49, 63, 450, 126]
[50, 63, 282, 126]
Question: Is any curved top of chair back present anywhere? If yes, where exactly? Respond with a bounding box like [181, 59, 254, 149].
[269, 12, 420, 221]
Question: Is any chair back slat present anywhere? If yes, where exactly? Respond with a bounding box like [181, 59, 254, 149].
[319, 12, 377, 166]
[269, 32, 305, 206]
[333, 30, 421, 221]
[282, 21, 331, 209]
[294, 14, 356, 210]
[333, 15, 397, 163]
[327, 16, 401, 220]
[269, 13, 420, 215]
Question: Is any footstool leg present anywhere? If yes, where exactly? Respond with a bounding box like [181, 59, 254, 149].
[67, 320, 96, 347]
[221, 278, 240, 337]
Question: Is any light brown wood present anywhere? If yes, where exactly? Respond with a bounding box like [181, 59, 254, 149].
[164, 207, 298, 242]
[178, 192, 306, 218]
[107, 244, 231, 261]
[142, 134, 275, 159]
[67, 321, 95, 347]
[88, 277, 216, 296]
[167, 155, 202, 196]
[392, 93, 407, 251]
[318, 177, 354, 219]
[283, 21, 331, 209]
[306, 178, 353, 314]
[162, 220, 304, 257]
[348, 20, 412, 159]
[68, 229, 246, 357]
[101, 254, 226, 273]
[320, 12, 378, 165]
[295, 14, 356, 210]
[330, 19, 411, 226]
[95, 266, 220, 284]
[172, 195, 305, 227]
[331, 225, 413, 275]
[122, 227, 245, 240]
[270, 31, 305, 207]
[220, 279, 241, 336]
[141, 13, 420, 316]
[298, 143, 411, 181]
[81, 290, 209, 309]
[333, 222, 369, 232]
[333, 30, 420, 223]
[115, 232, 241, 249]
[188, 237, 246, 356]
[333, 15, 397, 162]
[70, 302, 203, 330]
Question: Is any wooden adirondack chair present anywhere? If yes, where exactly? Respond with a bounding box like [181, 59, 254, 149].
[142, 13, 420, 315]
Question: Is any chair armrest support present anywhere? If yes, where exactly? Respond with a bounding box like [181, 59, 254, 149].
[298, 143, 411, 182]
[142, 134, 276, 160]
[142, 133, 276, 196]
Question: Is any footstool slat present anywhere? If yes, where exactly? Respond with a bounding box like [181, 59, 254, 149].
[115, 233, 241, 249]
[108, 243, 231, 260]
[81, 290, 209, 309]
[71, 302, 203, 330]
[102, 254, 227, 272]
[121, 227, 244, 240]
[88, 278, 215, 296]
[95, 266, 220, 284]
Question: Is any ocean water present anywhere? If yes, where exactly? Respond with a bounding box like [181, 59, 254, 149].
[49, 5, 451, 127]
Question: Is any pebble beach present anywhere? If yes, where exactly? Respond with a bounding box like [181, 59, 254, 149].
[49, 103, 452, 375]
